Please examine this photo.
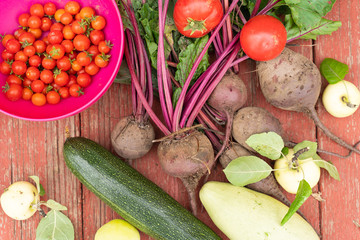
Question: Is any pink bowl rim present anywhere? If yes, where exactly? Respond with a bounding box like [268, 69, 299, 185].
[0, 0, 125, 122]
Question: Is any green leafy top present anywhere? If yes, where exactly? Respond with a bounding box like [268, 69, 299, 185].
[320, 58, 349, 84]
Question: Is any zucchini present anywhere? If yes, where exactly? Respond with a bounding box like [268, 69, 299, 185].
[63, 137, 220, 240]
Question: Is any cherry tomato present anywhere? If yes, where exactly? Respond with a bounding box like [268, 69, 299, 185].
[95, 53, 110, 68]
[240, 15, 287, 61]
[50, 22, 64, 32]
[41, 17, 53, 31]
[67, 75, 77, 87]
[173, 0, 223, 38]
[46, 90, 60, 104]
[98, 40, 112, 54]
[33, 40, 46, 53]
[15, 51, 28, 62]
[22, 87, 33, 100]
[4, 83, 23, 101]
[62, 25, 75, 40]
[18, 13, 31, 27]
[23, 78, 32, 87]
[29, 55, 42, 67]
[6, 39, 21, 53]
[42, 57, 56, 70]
[48, 30, 63, 44]
[89, 30, 105, 45]
[60, 12, 73, 25]
[7, 75, 22, 85]
[13, 29, 26, 40]
[28, 28, 42, 39]
[30, 3, 45, 18]
[40, 69, 54, 84]
[65, 1, 81, 15]
[75, 13, 81, 21]
[91, 16, 106, 30]
[54, 9, 66, 22]
[58, 87, 69, 99]
[2, 34, 15, 47]
[69, 83, 83, 97]
[43, 36, 50, 45]
[12, 60, 27, 75]
[2, 50, 14, 61]
[61, 39, 74, 53]
[57, 56, 71, 71]
[31, 80, 45, 93]
[68, 51, 77, 60]
[76, 51, 92, 66]
[79, 7, 95, 19]
[0, 61, 11, 75]
[31, 93, 46, 106]
[71, 60, 82, 72]
[19, 32, 36, 45]
[85, 62, 99, 76]
[23, 45, 36, 57]
[73, 34, 90, 51]
[26, 66, 40, 81]
[77, 72, 92, 87]
[50, 82, 61, 91]
[46, 44, 54, 54]
[44, 2, 57, 15]
[88, 45, 100, 57]
[54, 71, 69, 86]
[28, 15, 42, 29]
[49, 44, 65, 60]
[71, 20, 87, 34]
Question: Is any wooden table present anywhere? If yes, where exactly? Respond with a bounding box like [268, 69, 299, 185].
[1, 1, 360, 239]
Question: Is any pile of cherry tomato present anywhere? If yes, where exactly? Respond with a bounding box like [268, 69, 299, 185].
[0, 1, 112, 106]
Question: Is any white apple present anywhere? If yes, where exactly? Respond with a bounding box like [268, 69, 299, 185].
[274, 149, 321, 194]
[322, 80, 360, 118]
[0, 181, 40, 220]
[95, 219, 140, 240]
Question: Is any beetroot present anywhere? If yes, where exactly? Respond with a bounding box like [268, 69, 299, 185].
[257, 48, 360, 155]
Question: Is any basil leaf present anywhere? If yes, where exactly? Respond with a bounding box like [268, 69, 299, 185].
[293, 141, 317, 160]
[245, 132, 284, 160]
[223, 156, 272, 186]
[320, 58, 349, 84]
[281, 179, 312, 225]
[313, 156, 340, 181]
[36, 210, 74, 240]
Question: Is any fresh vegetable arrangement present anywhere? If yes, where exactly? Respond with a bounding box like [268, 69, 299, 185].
[0, 1, 112, 106]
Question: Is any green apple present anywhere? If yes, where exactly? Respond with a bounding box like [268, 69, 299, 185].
[322, 80, 360, 118]
[95, 219, 140, 240]
[274, 149, 321, 194]
[0, 181, 40, 220]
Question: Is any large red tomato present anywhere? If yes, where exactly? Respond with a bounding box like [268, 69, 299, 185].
[240, 15, 287, 61]
[173, 0, 223, 38]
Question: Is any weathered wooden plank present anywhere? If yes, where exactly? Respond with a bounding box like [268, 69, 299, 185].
[314, 1, 360, 239]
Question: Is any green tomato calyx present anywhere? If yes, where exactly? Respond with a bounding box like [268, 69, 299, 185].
[184, 18, 207, 36]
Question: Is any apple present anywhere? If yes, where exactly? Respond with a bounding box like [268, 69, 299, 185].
[322, 80, 360, 118]
[274, 149, 321, 194]
[0, 181, 40, 220]
[95, 219, 140, 240]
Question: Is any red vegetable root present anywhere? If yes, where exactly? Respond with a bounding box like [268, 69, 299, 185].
[111, 116, 155, 160]
[257, 48, 360, 155]
[208, 72, 247, 159]
[157, 130, 215, 215]
[232, 107, 284, 151]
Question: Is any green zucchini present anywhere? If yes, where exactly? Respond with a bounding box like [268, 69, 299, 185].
[63, 137, 220, 240]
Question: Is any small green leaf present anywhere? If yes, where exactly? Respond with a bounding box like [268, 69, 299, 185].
[245, 132, 284, 160]
[172, 87, 182, 108]
[281, 147, 289, 156]
[29, 176, 41, 195]
[281, 179, 312, 225]
[44, 200, 68, 211]
[320, 58, 349, 84]
[313, 156, 340, 181]
[293, 141, 317, 160]
[39, 184, 46, 196]
[223, 156, 272, 186]
[36, 210, 74, 240]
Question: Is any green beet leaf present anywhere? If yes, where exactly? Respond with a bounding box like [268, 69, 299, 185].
[313, 154, 340, 181]
[36, 210, 74, 240]
[245, 132, 284, 160]
[284, 0, 336, 31]
[293, 141, 317, 160]
[320, 58, 349, 84]
[223, 156, 272, 186]
[281, 179, 312, 226]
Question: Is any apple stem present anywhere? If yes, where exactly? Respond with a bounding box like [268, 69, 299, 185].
[341, 96, 358, 108]
[292, 147, 310, 162]
[37, 205, 47, 217]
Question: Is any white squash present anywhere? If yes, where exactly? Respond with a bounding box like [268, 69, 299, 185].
[200, 181, 319, 240]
